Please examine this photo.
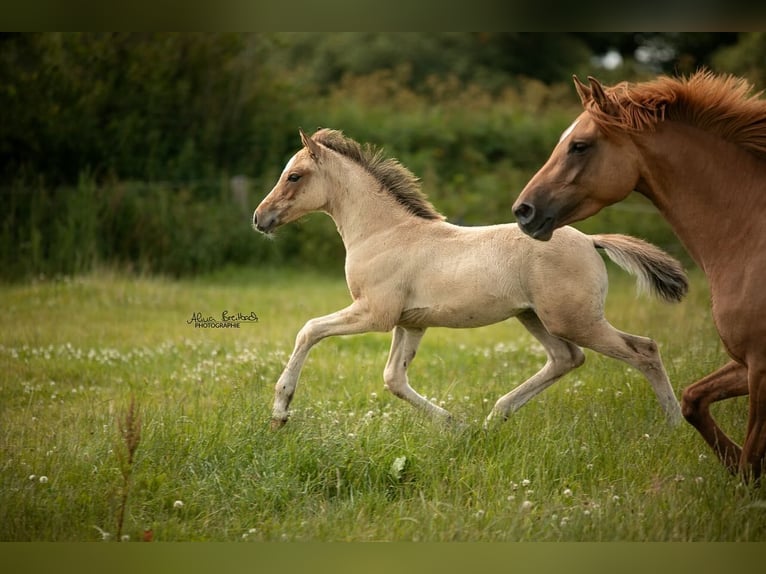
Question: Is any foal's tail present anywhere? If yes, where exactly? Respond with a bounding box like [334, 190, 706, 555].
[592, 234, 689, 303]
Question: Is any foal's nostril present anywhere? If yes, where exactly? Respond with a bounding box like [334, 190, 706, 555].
[513, 202, 536, 224]
[253, 210, 277, 233]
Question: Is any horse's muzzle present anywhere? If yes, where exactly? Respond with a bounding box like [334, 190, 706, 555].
[513, 202, 555, 241]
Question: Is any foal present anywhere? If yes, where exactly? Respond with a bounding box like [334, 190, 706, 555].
[254, 128, 687, 429]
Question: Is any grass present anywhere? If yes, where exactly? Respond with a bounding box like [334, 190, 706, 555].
[1, 265, 764, 542]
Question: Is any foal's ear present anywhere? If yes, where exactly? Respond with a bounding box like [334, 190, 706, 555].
[299, 128, 322, 162]
[573, 75, 591, 105]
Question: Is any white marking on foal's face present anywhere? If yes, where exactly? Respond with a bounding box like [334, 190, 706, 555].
[558, 119, 580, 143]
[280, 152, 299, 179]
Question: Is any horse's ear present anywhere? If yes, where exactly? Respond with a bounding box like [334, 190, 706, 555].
[573, 75, 591, 105]
[587, 76, 615, 114]
[299, 128, 321, 162]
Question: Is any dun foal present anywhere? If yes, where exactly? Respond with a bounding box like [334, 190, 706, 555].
[254, 129, 687, 429]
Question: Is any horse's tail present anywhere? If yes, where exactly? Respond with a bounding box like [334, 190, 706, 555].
[592, 234, 689, 303]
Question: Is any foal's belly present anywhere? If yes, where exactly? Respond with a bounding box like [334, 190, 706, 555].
[398, 300, 525, 329]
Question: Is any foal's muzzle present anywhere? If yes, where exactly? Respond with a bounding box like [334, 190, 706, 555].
[252, 210, 279, 234]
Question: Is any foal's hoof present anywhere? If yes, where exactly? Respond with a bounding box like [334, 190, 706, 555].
[483, 411, 509, 430]
[270, 417, 287, 430]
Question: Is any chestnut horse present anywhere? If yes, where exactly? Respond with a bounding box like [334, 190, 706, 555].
[513, 71, 766, 481]
[254, 128, 688, 430]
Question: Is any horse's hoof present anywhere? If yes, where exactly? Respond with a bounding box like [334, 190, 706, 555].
[270, 418, 287, 430]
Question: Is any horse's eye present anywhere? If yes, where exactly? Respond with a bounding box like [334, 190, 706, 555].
[569, 141, 590, 155]
[287, 173, 301, 183]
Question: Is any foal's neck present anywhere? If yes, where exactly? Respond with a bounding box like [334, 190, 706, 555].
[324, 168, 421, 250]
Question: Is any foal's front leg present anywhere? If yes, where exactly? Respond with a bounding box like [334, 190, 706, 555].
[271, 301, 378, 428]
[383, 326, 452, 421]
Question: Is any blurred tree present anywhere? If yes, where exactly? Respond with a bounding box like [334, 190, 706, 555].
[0, 33, 299, 185]
[270, 33, 594, 92]
[0, 32, 749, 188]
[575, 32, 739, 74]
[712, 32, 766, 87]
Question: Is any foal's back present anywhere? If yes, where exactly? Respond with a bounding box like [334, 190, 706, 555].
[388, 221, 606, 330]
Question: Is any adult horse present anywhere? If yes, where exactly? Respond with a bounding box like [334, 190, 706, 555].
[253, 128, 687, 430]
[512, 71, 766, 481]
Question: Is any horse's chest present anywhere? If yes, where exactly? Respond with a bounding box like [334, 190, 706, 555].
[709, 270, 766, 361]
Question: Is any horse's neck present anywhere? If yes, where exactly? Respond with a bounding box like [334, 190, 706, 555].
[635, 123, 766, 273]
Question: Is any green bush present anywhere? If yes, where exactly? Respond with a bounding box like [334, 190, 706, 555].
[7, 33, 752, 279]
[0, 69, 693, 281]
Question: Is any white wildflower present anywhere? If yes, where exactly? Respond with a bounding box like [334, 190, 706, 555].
[93, 525, 111, 541]
[390, 456, 407, 481]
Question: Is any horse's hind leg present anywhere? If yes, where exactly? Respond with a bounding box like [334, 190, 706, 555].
[571, 320, 682, 425]
[681, 361, 747, 474]
[384, 326, 452, 421]
[486, 310, 585, 426]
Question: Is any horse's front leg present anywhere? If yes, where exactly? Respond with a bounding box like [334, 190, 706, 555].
[271, 301, 379, 429]
[740, 361, 766, 481]
[681, 360, 748, 474]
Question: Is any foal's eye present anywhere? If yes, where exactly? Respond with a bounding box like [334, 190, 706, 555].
[287, 173, 301, 183]
[569, 141, 590, 155]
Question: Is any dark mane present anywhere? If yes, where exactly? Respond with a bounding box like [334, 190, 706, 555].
[586, 70, 766, 161]
[311, 128, 444, 221]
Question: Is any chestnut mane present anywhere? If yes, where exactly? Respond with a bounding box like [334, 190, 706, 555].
[586, 70, 766, 161]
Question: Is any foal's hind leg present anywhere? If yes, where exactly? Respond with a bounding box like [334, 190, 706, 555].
[384, 326, 452, 421]
[486, 310, 585, 426]
[570, 320, 683, 425]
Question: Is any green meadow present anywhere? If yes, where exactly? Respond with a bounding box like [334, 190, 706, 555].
[1, 266, 764, 541]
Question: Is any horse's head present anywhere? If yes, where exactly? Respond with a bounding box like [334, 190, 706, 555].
[512, 76, 641, 240]
[253, 129, 329, 234]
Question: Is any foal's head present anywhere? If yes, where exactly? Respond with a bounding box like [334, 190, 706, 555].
[512, 76, 642, 240]
[253, 129, 330, 234]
